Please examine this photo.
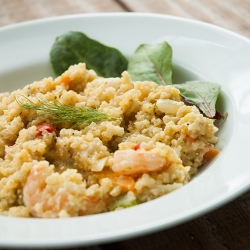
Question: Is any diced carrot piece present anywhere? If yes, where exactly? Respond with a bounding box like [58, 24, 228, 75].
[112, 175, 135, 192]
[61, 74, 71, 86]
[91, 171, 135, 193]
[186, 135, 195, 142]
[203, 148, 219, 160]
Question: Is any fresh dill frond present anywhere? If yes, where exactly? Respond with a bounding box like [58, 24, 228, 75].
[15, 95, 121, 128]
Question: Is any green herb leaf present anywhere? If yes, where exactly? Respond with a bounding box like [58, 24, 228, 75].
[173, 81, 221, 118]
[16, 95, 121, 128]
[128, 41, 173, 85]
[50, 31, 128, 77]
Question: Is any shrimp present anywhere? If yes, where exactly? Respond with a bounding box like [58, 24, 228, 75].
[23, 161, 107, 218]
[112, 149, 169, 175]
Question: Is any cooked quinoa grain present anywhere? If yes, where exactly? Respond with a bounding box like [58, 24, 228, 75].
[0, 63, 219, 218]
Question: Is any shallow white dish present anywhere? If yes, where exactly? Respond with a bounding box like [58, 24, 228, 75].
[0, 13, 250, 248]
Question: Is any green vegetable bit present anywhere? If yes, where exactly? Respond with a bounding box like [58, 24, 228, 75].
[50, 31, 128, 77]
[109, 194, 139, 211]
[16, 95, 120, 127]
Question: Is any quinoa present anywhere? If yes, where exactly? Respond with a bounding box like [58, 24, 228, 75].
[0, 63, 219, 218]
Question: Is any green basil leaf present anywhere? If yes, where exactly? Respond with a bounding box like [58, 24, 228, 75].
[50, 31, 128, 77]
[128, 42, 172, 85]
[174, 81, 221, 118]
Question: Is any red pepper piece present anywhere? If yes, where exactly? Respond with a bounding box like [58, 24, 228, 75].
[134, 144, 140, 150]
[36, 123, 58, 136]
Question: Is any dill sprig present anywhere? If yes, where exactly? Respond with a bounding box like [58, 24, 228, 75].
[15, 95, 120, 127]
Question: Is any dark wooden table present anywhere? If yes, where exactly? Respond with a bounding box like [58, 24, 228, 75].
[1, 0, 250, 249]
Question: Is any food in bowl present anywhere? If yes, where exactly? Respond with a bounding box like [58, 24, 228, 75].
[0, 63, 219, 218]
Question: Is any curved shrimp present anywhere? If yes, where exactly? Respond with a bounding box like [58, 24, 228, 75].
[112, 149, 168, 175]
[23, 161, 107, 218]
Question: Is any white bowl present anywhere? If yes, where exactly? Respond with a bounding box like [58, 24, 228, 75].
[0, 13, 250, 248]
